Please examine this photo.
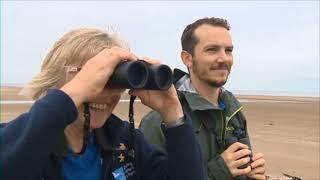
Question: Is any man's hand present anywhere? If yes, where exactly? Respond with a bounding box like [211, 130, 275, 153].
[220, 142, 252, 177]
[248, 153, 266, 180]
[129, 57, 183, 124]
[61, 47, 137, 107]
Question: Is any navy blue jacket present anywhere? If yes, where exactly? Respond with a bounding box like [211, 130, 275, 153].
[1, 89, 205, 180]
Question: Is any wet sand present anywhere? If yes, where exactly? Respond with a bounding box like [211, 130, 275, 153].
[1, 86, 319, 179]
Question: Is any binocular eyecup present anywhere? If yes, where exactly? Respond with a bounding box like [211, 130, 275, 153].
[106, 60, 173, 90]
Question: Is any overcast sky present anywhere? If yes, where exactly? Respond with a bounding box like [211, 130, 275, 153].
[1, 1, 319, 96]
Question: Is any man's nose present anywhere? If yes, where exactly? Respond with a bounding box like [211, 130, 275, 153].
[216, 49, 229, 63]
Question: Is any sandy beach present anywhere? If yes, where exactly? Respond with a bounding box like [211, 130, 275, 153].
[1, 86, 319, 179]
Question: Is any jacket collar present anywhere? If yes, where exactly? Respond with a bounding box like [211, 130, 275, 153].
[94, 114, 125, 153]
[55, 114, 124, 157]
[175, 71, 242, 118]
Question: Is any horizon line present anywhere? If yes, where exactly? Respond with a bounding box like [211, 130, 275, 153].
[1, 84, 319, 98]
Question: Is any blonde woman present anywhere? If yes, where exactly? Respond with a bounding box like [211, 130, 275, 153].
[1, 28, 205, 180]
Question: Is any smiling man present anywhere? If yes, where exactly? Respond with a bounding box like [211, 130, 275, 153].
[140, 17, 266, 180]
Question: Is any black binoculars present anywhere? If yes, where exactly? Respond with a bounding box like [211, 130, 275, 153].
[225, 137, 252, 180]
[106, 60, 173, 90]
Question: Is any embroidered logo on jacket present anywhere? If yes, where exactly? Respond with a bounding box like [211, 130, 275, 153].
[112, 167, 127, 180]
[112, 163, 136, 180]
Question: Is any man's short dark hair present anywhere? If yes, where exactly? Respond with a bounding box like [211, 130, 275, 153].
[181, 17, 230, 55]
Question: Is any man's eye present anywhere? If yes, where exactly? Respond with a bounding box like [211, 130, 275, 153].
[226, 48, 233, 53]
[207, 48, 218, 52]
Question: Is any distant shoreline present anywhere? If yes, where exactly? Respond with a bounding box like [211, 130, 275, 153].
[1, 85, 319, 98]
[1, 98, 317, 105]
[232, 90, 319, 98]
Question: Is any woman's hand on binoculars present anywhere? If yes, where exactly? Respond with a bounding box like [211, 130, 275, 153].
[129, 57, 183, 124]
[61, 47, 138, 107]
[130, 86, 183, 124]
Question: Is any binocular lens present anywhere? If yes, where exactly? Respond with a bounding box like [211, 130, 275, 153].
[107, 60, 173, 90]
[156, 65, 172, 90]
[146, 64, 173, 90]
[107, 61, 149, 89]
[127, 62, 148, 88]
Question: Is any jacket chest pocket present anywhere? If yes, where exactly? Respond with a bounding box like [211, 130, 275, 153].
[224, 125, 236, 140]
[224, 117, 245, 143]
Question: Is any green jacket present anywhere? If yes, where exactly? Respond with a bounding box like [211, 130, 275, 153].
[139, 73, 250, 180]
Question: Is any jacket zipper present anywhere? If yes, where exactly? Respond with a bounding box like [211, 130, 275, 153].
[221, 106, 243, 147]
[220, 111, 226, 147]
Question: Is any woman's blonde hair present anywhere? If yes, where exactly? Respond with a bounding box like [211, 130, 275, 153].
[20, 27, 128, 100]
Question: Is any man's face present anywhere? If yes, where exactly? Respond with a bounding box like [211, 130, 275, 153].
[189, 24, 234, 87]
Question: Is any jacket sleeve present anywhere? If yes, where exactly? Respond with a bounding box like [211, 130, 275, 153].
[0, 89, 78, 180]
[136, 115, 206, 180]
[139, 111, 167, 153]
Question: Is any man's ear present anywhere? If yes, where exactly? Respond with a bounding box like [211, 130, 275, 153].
[181, 50, 193, 69]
